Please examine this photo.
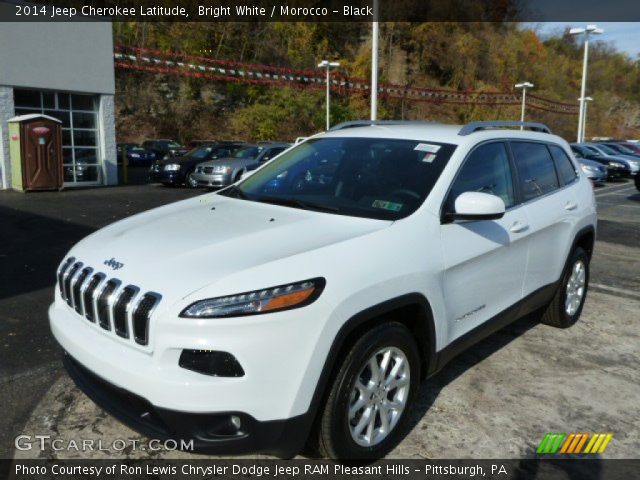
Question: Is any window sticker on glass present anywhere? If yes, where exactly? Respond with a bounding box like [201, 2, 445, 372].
[414, 143, 441, 163]
[372, 200, 403, 212]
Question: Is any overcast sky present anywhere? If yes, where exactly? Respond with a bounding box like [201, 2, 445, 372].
[526, 22, 640, 59]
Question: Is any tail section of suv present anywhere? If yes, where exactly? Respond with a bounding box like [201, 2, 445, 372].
[50, 120, 596, 459]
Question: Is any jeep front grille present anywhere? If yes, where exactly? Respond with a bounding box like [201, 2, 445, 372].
[56, 259, 161, 347]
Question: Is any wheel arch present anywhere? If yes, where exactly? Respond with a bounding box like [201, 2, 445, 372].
[572, 225, 596, 260]
[292, 294, 437, 453]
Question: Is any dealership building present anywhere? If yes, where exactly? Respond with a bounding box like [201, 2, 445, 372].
[0, 15, 117, 189]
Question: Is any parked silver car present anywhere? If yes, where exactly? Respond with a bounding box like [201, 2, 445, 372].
[188, 143, 291, 188]
[578, 158, 607, 186]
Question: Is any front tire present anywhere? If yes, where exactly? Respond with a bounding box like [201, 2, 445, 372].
[314, 322, 420, 459]
[635, 174, 640, 192]
[185, 171, 197, 188]
[541, 247, 589, 328]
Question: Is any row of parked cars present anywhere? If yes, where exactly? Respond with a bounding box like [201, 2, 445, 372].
[118, 139, 292, 189]
[570, 141, 640, 187]
[117, 136, 640, 194]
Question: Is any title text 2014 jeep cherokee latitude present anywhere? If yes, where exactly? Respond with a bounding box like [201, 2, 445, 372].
[50, 120, 596, 460]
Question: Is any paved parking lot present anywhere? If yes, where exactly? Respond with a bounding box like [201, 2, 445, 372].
[2, 177, 639, 460]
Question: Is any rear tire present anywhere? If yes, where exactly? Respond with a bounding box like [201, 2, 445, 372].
[313, 322, 420, 460]
[635, 174, 640, 192]
[541, 247, 589, 328]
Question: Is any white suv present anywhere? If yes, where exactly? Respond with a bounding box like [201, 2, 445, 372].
[50, 120, 596, 459]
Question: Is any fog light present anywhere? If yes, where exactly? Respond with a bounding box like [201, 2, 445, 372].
[179, 350, 245, 377]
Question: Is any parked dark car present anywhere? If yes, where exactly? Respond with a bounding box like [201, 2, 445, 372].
[149, 142, 246, 186]
[116, 143, 156, 166]
[570, 144, 630, 179]
[189, 143, 291, 188]
[142, 139, 189, 160]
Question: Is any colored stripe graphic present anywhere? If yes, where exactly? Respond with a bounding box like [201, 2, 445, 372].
[538, 433, 613, 454]
[537, 433, 566, 454]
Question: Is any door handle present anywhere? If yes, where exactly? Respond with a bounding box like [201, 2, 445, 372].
[509, 221, 529, 233]
[565, 201, 578, 211]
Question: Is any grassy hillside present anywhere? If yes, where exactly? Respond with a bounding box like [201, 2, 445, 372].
[113, 22, 640, 143]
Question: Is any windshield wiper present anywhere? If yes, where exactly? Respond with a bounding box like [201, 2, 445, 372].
[254, 195, 340, 213]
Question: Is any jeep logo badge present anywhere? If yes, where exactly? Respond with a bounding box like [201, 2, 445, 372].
[104, 258, 124, 270]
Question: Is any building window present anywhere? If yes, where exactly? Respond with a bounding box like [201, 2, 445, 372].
[14, 89, 101, 185]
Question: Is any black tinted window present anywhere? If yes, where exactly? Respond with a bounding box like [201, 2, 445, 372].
[511, 142, 559, 201]
[447, 142, 515, 210]
[548, 145, 578, 185]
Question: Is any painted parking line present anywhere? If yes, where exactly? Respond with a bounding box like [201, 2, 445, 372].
[595, 187, 636, 199]
[590, 283, 640, 300]
[594, 182, 633, 193]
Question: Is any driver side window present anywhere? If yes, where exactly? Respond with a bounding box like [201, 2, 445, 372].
[446, 142, 515, 212]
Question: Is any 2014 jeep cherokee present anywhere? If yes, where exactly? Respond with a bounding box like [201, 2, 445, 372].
[50, 120, 597, 460]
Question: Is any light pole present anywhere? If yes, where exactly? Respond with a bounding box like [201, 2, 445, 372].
[579, 96, 593, 142]
[370, 0, 379, 120]
[318, 60, 340, 130]
[514, 82, 534, 129]
[570, 24, 603, 143]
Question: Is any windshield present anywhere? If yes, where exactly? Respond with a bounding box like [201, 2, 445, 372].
[186, 147, 216, 159]
[593, 144, 618, 155]
[219, 137, 456, 221]
[130, 146, 145, 152]
[584, 146, 602, 156]
[232, 146, 261, 159]
[609, 144, 634, 154]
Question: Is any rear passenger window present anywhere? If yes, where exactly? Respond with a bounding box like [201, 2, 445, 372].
[446, 142, 515, 210]
[511, 142, 559, 201]
[548, 145, 578, 185]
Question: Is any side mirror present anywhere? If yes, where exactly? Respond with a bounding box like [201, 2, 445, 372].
[449, 192, 505, 221]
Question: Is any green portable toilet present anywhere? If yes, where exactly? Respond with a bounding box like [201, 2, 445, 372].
[8, 114, 63, 191]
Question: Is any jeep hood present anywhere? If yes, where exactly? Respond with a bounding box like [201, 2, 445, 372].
[68, 194, 390, 301]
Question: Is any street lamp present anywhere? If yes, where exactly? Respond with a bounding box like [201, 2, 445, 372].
[371, 0, 379, 121]
[570, 24, 603, 142]
[579, 96, 593, 142]
[514, 82, 534, 129]
[318, 60, 340, 130]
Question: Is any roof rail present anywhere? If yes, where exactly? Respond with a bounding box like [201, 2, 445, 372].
[328, 120, 439, 131]
[459, 121, 552, 136]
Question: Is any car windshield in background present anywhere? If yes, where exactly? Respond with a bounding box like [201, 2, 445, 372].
[232, 146, 261, 159]
[186, 147, 216, 159]
[611, 145, 634, 154]
[584, 146, 602, 156]
[595, 144, 619, 155]
[220, 137, 456, 221]
[129, 146, 145, 152]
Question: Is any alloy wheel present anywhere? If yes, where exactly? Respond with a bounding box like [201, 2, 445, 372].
[347, 347, 410, 447]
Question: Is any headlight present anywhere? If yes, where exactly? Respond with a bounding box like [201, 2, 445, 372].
[164, 164, 181, 171]
[213, 165, 231, 174]
[581, 165, 597, 173]
[629, 160, 639, 168]
[130, 153, 140, 158]
[609, 162, 624, 168]
[180, 278, 325, 318]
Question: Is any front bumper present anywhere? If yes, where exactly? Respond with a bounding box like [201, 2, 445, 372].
[190, 172, 233, 188]
[63, 353, 307, 457]
[148, 169, 184, 185]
